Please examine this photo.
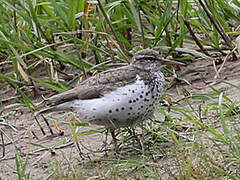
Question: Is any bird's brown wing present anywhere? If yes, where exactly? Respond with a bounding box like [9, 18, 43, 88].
[47, 65, 137, 105]
[46, 85, 105, 105]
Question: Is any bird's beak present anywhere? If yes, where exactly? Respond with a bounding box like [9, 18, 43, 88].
[160, 58, 186, 66]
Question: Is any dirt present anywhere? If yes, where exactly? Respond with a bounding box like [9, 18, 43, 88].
[0, 55, 239, 179]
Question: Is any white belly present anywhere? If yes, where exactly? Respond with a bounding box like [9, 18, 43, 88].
[57, 75, 165, 129]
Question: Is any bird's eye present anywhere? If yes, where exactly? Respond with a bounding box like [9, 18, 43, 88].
[146, 56, 157, 61]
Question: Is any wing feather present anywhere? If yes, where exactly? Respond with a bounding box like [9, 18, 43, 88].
[47, 65, 137, 105]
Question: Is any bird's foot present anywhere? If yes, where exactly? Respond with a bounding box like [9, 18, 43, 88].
[127, 128, 144, 151]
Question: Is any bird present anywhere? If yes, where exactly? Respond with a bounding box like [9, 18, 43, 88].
[39, 49, 184, 142]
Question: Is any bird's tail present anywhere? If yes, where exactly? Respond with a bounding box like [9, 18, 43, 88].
[34, 106, 56, 117]
[34, 103, 71, 116]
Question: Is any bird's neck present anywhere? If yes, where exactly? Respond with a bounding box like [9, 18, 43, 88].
[131, 63, 160, 73]
[130, 64, 163, 84]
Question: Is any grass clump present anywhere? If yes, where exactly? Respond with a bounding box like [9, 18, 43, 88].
[0, 0, 240, 179]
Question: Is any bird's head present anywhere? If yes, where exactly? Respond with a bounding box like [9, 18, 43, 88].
[132, 49, 185, 71]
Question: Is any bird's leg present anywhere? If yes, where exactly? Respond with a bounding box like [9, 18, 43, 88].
[73, 127, 91, 160]
[131, 127, 143, 150]
[75, 141, 84, 160]
[102, 128, 109, 156]
[42, 115, 54, 135]
[105, 128, 108, 144]
[110, 130, 118, 149]
[75, 141, 92, 160]
[127, 127, 133, 136]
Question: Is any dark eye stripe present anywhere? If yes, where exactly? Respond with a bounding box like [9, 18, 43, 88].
[136, 55, 158, 61]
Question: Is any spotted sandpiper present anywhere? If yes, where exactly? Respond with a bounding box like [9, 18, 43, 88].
[40, 49, 184, 142]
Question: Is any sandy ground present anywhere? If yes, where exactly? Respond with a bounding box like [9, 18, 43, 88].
[0, 55, 239, 179]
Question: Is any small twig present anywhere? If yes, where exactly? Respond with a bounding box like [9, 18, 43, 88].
[73, 38, 88, 79]
[166, 68, 192, 90]
[0, 129, 17, 145]
[0, 141, 73, 161]
[0, 131, 5, 158]
[30, 141, 74, 154]
[31, 130, 39, 139]
[183, 19, 211, 56]
[193, 79, 223, 90]
[34, 116, 45, 136]
[212, 59, 219, 78]
[0, 95, 22, 103]
[32, 151, 49, 165]
[214, 47, 237, 79]
[0, 122, 18, 132]
[42, 115, 54, 135]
